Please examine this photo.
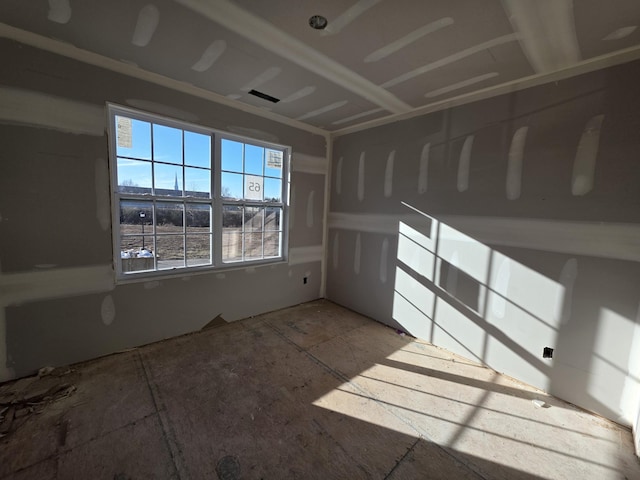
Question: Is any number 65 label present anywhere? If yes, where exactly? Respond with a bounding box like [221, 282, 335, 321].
[245, 174, 264, 200]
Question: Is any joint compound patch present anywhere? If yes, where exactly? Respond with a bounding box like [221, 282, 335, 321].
[101, 295, 116, 326]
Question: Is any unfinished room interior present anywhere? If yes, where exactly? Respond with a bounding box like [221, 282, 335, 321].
[1, 0, 640, 478]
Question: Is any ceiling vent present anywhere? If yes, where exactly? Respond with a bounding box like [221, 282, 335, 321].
[248, 89, 280, 103]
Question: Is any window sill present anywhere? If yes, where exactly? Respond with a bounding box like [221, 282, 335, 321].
[114, 257, 288, 285]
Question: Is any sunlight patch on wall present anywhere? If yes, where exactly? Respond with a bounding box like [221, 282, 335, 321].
[391, 204, 565, 389]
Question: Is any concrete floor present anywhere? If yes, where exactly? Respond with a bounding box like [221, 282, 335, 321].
[0, 299, 638, 479]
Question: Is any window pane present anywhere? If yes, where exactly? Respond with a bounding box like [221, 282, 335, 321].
[244, 174, 264, 201]
[265, 207, 281, 231]
[153, 124, 182, 165]
[222, 232, 242, 262]
[265, 149, 283, 178]
[223, 205, 243, 262]
[156, 202, 183, 233]
[185, 167, 210, 197]
[121, 236, 155, 272]
[116, 117, 151, 160]
[186, 203, 210, 233]
[155, 163, 182, 196]
[244, 232, 263, 260]
[264, 178, 282, 202]
[222, 139, 243, 172]
[245, 207, 263, 232]
[157, 235, 184, 270]
[186, 234, 211, 266]
[185, 131, 211, 168]
[223, 205, 243, 228]
[264, 231, 281, 258]
[245, 144, 263, 175]
[120, 200, 153, 234]
[117, 158, 152, 194]
[221, 172, 243, 199]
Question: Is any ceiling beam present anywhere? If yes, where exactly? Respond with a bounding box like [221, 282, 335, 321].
[175, 0, 412, 114]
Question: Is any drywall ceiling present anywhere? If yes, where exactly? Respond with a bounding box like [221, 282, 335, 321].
[1, 0, 640, 134]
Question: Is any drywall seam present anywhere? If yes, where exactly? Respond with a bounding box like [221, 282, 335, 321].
[240, 67, 282, 92]
[365, 17, 453, 63]
[101, 294, 116, 326]
[603, 26, 637, 41]
[328, 212, 640, 262]
[0, 86, 105, 136]
[418, 143, 430, 194]
[291, 153, 328, 175]
[0, 23, 328, 138]
[288, 245, 323, 266]
[357, 152, 365, 201]
[47, 0, 71, 24]
[506, 126, 528, 200]
[281, 86, 316, 104]
[354, 233, 362, 274]
[332, 43, 640, 137]
[306, 191, 315, 228]
[457, 135, 474, 192]
[335, 157, 343, 195]
[381, 34, 518, 89]
[321, 0, 382, 36]
[0, 264, 114, 306]
[297, 101, 348, 121]
[174, 0, 411, 114]
[191, 40, 226, 72]
[132, 4, 160, 47]
[558, 258, 578, 325]
[384, 150, 395, 197]
[379, 237, 389, 283]
[572, 115, 604, 196]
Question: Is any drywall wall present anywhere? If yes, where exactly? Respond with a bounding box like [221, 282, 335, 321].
[0, 39, 327, 381]
[327, 58, 640, 440]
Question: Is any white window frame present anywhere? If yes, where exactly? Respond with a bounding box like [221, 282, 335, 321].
[107, 103, 290, 282]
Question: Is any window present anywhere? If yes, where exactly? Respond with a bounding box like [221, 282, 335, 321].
[108, 105, 289, 280]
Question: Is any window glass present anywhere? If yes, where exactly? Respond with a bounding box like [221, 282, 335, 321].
[221, 139, 243, 172]
[185, 131, 210, 168]
[153, 124, 182, 165]
[110, 106, 287, 278]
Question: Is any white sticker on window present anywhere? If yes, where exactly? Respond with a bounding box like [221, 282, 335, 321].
[245, 174, 264, 200]
[266, 150, 282, 169]
[117, 117, 132, 148]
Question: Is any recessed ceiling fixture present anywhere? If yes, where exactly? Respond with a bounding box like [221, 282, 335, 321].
[309, 15, 328, 30]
